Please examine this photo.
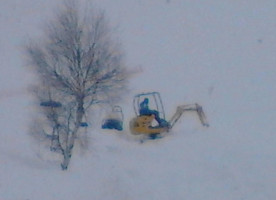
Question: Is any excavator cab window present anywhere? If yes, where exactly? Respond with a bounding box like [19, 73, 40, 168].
[133, 92, 166, 120]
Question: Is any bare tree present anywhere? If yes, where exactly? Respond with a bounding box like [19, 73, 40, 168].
[26, 0, 128, 170]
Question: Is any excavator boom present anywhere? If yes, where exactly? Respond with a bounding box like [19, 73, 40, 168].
[169, 103, 209, 129]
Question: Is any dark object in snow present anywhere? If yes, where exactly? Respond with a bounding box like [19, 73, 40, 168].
[148, 133, 162, 140]
[80, 122, 88, 127]
[40, 101, 62, 108]
[102, 119, 123, 131]
[101, 105, 124, 131]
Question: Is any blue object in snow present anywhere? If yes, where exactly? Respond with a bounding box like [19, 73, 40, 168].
[40, 101, 62, 108]
[148, 133, 162, 140]
[80, 122, 88, 127]
[102, 119, 123, 131]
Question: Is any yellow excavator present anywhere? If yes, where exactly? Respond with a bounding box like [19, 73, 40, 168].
[129, 92, 209, 138]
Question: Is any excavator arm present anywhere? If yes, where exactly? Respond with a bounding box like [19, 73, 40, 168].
[169, 103, 209, 129]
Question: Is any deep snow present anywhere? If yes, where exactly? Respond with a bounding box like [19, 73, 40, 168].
[1, 0, 276, 200]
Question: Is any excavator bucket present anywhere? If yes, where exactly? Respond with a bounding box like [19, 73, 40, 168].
[195, 104, 209, 127]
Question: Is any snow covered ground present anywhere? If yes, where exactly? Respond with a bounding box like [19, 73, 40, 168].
[1, 0, 276, 199]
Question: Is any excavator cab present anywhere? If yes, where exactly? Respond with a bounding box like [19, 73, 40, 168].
[129, 92, 209, 137]
[130, 92, 170, 136]
[133, 92, 166, 121]
[102, 105, 124, 131]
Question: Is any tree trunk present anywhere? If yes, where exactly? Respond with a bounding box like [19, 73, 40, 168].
[61, 147, 71, 170]
[60, 95, 85, 170]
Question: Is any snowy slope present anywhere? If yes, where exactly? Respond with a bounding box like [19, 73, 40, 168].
[1, 0, 276, 200]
